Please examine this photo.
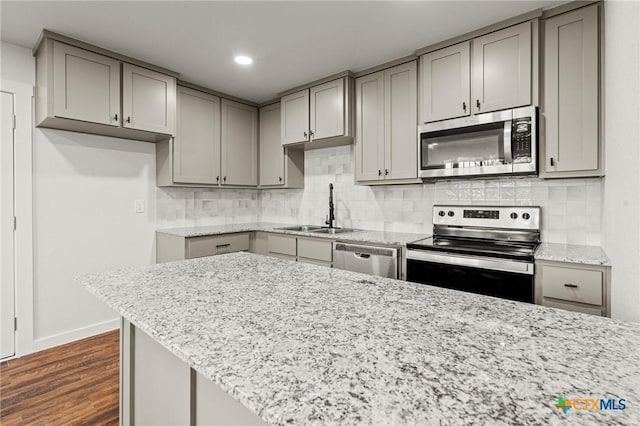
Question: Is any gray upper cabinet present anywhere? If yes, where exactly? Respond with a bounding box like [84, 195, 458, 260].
[221, 99, 258, 186]
[472, 21, 532, 114]
[281, 89, 310, 145]
[356, 61, 418, 184]
[384, 61, 418, 180]
[122, 63, 176, 135]
[542, 4, 601, 177]
[280, 77, 353, 148]
[420, 41, 470, 123]
[52, 41, 121, 126]
[173, 87, 221, 185]
[35, 33, 178, 142]
[355, 71, 385, 182]
[310, 78, 345, 140]
[260, 103, 284, 186]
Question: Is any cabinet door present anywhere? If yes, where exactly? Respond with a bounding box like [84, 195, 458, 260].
[52, 41, 120, 126]
[122, 63, 176, 135]
[355, 71, 384, 182]
[543, 5, 599, 173]
[259, 103, 284, 186]
[472, 21, 531, 113]
[420, 42, 470, 123]
[173, 87, 220, 184]
[221, 99, 258, 186]
[281, 89, 309, 145]
[310, 78, 345, 140]
[384, 61, 418, 180]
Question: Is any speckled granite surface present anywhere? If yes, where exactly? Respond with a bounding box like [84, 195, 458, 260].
[535, 243, 611, 266]
[156, 222, 428, 246]
[82, 252, 639, 425]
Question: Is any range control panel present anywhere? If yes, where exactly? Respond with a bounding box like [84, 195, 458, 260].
[433, 205, 541, 230]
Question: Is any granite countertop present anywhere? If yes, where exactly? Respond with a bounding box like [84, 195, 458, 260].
[156, 222, 429, 246]
[535, 243, 611, 266]
[81, 252, 639, 425]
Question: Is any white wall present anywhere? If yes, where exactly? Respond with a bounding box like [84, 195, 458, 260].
[1, 42, 158, 354]
[602, 0, 640, 322]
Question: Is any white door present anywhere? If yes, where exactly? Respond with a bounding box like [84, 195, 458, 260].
[310, 78, 344, 140]
[420, 41, 470, 123]
[281, 89, 309, 145]
[355, 71, 384, 182]
[1, 91, 15, 359]
[472, 21, 531, 114]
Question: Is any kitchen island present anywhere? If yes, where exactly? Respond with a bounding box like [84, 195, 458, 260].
[81, 252, 640, 425]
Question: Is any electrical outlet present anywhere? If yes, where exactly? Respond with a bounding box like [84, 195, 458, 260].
[134, 199, 145, 213]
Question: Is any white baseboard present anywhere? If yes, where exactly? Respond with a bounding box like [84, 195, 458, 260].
[32, 317, 119, 354]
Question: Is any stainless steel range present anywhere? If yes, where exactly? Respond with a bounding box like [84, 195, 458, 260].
[406, 205, 541, 303]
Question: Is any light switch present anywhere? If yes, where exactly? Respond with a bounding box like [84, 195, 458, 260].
[134, 199, 145, 213]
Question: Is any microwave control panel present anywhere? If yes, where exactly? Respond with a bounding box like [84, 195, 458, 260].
[512, 118, 532, 163]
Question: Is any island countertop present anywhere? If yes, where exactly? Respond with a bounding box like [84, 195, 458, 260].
[81, 252, 640, 425]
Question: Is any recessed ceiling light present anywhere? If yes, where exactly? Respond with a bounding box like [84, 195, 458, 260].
[234, 55, 253, 65]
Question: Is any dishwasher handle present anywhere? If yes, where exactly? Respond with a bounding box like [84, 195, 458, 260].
[353, 253, 371, 259]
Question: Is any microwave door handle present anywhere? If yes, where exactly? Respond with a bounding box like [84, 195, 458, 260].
[503, 120, 513, 165]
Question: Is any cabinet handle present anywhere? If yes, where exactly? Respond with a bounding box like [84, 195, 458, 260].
[216, 176, 220, 182]
[385, 169, 389, 176]
[476, 100, 481, 110]
[309, 130, 314, 139]
[216, 243, 231, 249]
[550, 157, 555, 167]
[462, 102, 466, 112]
[378, 169, 382, 176]
[125, 116, 131, 124]
[223, 176, 227, 183]
[113, 113, 118, 122]
[564, 283, 579, 288]
[278, 176, 283, 182]
[304, 131, 308, 138]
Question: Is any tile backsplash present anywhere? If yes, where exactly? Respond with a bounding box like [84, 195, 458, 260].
[157, 145, 603, 245]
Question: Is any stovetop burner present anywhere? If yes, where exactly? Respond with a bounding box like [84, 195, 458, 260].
[407, 236, 539, 261]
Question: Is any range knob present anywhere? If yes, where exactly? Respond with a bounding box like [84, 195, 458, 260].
[510, 212, 518, 220]
[448, 211, 455, 217]
[522, 212, 531, 220]
[438, 210, 446, 217]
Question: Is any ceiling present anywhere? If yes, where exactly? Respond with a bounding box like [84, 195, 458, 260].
[1, 1, 563, 103]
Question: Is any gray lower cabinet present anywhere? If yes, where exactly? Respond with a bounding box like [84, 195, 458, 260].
[253, 232, 333, 267]
[535, 259, 610, 317]
[355, 61, 418, 184]
[221, 99, 258, 186]
[156, 232, 250, 263]
[120, 320, 266, 426]
[541, 3, 602, 178]
[157, 86, 221, 186]
[259, 103, 304, 188]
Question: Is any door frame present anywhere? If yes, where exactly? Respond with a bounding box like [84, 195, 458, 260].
[1, 79, 35, 357]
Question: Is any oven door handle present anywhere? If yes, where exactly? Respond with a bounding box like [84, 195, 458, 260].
[407, 250, 534, 275]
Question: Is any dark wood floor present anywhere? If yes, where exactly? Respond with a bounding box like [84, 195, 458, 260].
[0, 330, 120, 425]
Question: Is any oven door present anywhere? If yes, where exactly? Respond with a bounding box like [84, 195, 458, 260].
[418, 109, 513, 179]
[406, 250, 534, 303]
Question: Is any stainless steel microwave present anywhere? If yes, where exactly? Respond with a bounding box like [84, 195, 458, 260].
[418, 106, 538, 179]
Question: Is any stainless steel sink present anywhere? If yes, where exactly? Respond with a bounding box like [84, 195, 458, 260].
[276, 225, 323, 232]
[310, 228, 358, 235]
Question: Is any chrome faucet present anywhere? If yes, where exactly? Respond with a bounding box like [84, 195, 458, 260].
[325, 183, 335, 228]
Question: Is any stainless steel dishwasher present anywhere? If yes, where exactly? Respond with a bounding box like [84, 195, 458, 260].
[332, 242, 399, 279]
